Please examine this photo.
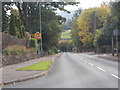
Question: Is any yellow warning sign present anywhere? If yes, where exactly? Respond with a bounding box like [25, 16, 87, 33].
[34, 33, 42, 39]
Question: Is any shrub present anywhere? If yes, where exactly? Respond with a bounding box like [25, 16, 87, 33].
[24, 32, 31, 41]
[26, 48, 36, 53]
[48, 49, 56, 55]
[29, 38, 38, 49]
[3, 45, 26, 55]
[3, 45, 36, 55]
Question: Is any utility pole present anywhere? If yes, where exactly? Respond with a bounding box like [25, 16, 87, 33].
[39, 2, 43, 57]
[94, 12, 96, 32]
[94, 12, 97, 52]
[0, 1, 1, 32]
[113, 28, 119, 56]
[116, 28, 119, 56]
[112, 36, 114, 56]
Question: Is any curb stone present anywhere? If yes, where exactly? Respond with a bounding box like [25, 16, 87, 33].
[0, 53, 62, 86]
[46, 53, 62, 76]
[51, 53, 62, 68]
[0, 72, 47, 86]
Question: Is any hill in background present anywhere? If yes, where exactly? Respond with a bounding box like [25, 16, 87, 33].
[60, 30, 71, 39]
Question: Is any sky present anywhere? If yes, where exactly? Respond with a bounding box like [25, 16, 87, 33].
[56, 0, 113, 20]
[9, 0, 114, 19]
[66, 0, 111, 11]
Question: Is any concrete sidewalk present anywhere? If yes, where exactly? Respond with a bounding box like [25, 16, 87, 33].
[89, 52, 119, 61]
[97, 54, 119, 61]
[0, 53, 61, 86]
[84, 52, 119, 61]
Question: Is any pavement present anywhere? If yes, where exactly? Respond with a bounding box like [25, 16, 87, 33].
[3, 52, 119, 88]
[97, 54, 119, 61]
[0, 53, 61, 86]
[82, 52, 119, 61]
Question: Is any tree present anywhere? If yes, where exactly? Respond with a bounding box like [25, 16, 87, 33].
[15, 2, 79, 33]
[2, 2, 11, 32]
[77, 7, 110, 50]
[2, 2, 79, 53]
[2, 3, 25, 38]
[15, 2, 79, 52]
[71, 8, 83, 52]
[41, 7, 63, 51]
[9, 14, 16, 36]
[93, 1, 120, 53]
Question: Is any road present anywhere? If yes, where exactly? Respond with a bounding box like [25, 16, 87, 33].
[3, 53, 119, 88]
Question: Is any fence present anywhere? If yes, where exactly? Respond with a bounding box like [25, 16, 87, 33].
[2, 32, 26, 50]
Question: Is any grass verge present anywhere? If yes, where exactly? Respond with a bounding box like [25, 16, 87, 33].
[16, 60, 52, 71]
[61, 30, 71, 39]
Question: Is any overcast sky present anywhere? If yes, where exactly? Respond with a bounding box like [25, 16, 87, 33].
[56, 0, 113, 20]
[10, 0, 115, 19]
[58, 0, 112, 12]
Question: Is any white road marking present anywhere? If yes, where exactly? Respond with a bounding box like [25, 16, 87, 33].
[88, 63, 94, 66]
[111, 74, 120, 79]
[98, 58, 102, 60]
[84, 60, 87, 63]
[88, 56, 92, 57]
[97, 67, 106, 72]
[80, 59, 83, 60]
[74, 54, 77, 55]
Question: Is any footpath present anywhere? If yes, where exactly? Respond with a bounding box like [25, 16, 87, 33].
[97, 54, 119, 61]
[86, 52, 119, 61]
[0, 53, 61, 86]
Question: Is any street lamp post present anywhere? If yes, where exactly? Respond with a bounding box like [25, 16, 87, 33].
[39, 2, 43, 57]
[94, 12, 97, 53]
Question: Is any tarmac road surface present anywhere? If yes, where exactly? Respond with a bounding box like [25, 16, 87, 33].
[3, 52, 119, 88]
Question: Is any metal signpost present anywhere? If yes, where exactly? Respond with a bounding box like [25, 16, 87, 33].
[34, 2, 43, 57]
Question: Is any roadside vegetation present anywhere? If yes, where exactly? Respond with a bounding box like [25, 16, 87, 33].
[70, 1, 120, 53]
[2, 2, 79, 55]
[3, 45, 36, 55]
[61, 30, 71, 39]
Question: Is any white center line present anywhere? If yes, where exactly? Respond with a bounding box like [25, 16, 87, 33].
[84, 60, 87, 63]
[88, 63, 94, 66]
[88, 56, 92, 57]
[97, 67, 106, 72]
[111, 74, 120, 79]
[80, 59, 83, 60]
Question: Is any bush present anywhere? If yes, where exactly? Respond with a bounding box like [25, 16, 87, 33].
[29, 38, 38, 49]
[48, 49, 56, 55]
[24, 32, 31, 41]
[3, 45, 36, 55]
[48, 46, 58, 55]
[26, 48, 36, 53]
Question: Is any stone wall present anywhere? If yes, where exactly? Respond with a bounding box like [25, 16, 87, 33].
[2, 32, 26, 50]
[2, 53, 38, 67]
